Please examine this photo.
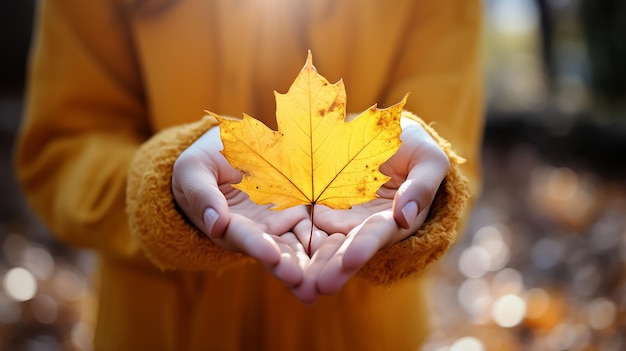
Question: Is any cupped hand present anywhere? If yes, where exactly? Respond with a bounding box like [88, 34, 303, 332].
[171, 118, 450, 304]
[172, 126, 315, 287]
[291, 117, 450, 302]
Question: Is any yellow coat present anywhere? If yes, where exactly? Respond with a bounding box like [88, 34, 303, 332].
[16, 0, 483, 350]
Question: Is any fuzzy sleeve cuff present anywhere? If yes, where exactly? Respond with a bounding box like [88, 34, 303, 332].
[127, 111, 471, 278]
[355, 110, 471, 286]
[126, 116, 255, 271]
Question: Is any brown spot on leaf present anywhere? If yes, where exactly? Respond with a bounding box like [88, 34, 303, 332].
[237, 168, 251, 177]
[328, 100, 340, 113]
[356, 184, 366, 194]
[376, 117, 388, 128]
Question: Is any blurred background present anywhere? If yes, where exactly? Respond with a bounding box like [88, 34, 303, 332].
[1, 0, 625, 350]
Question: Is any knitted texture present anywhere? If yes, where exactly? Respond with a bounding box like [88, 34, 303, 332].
[126, 111, 470, 283]
[127, 116, 255, 271]
[355, 111, 470, 285]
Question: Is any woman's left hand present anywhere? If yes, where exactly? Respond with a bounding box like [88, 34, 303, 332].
[292, 117, 450, 303]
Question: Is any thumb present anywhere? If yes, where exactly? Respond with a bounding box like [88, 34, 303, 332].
[172, 166, 231, 238]
[392, 157, 448, 230]
[197, 179, 231, 239]
[172, 138, 233, 238]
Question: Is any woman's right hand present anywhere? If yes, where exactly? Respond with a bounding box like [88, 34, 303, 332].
[171, 126, 315, 288]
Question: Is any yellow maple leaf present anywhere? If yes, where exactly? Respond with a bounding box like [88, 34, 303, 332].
[209, 52, 406, 211]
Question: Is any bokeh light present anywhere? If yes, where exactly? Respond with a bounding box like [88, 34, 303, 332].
[23, 245, 54, 280]
[473, 225, 511, 271]
[31, 293, 58, 324]
[492, 294, 526, 328]
[3, 267, 37, 302]
[53, 268, 88, 302]
[491, 268, 525, 296]
[547, 323, 577, 351]
[449, 336, 485, 351]
[524, 288, 550, 320]
[458, 246, 491, 279]
[458, 278, 491, 323]
[545, 167, 579, 202]
[71, 322, 95, 351]
[587, 297, 617, 330]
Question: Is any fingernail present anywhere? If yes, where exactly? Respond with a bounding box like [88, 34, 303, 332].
[401, 201, 418, 228]
[203, 208, 218, 237]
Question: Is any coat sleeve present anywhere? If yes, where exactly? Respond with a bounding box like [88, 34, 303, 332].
[126, 116, 255, 271]
[15, 0, 149, 259]
[357, 0, 484, 285]
[356, 111, 471, 285]
[15, 0, 250, 271]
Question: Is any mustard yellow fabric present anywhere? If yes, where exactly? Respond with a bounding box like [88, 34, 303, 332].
[15, 0, 483, 350]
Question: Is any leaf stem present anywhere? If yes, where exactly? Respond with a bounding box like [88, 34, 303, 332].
[308, 202, 315, 255]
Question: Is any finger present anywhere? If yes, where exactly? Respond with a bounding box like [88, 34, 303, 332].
[310, 205, 367, 235]
[314, 237, 355, 296]
[275, 217, 312, 271]
[219, 215, 305, 287]
[172, 128, 239, 238]
[291, 233, 345, 304]
[392, 146, 449, 229]
[172, 166, 230, 238]
[263, 233, 305, 286]
[262, 206, 310, 237]
[292, 216, 328, 255]
[215, 213, 281, 265]
[316, 211, 412, 295]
